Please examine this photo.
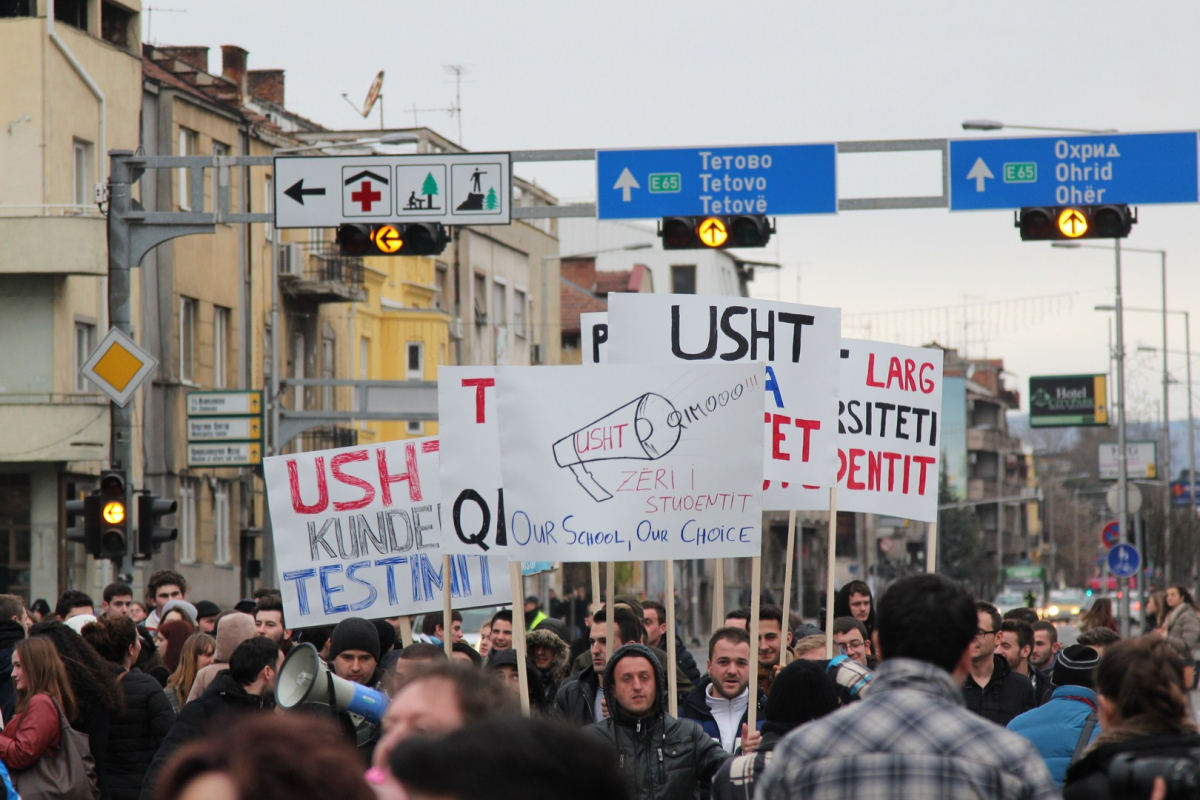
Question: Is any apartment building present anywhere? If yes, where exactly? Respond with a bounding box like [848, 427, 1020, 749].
[0, 0, 143, 601]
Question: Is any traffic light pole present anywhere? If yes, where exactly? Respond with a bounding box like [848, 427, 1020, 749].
[107, 153, 135, 577]
[1114, 238, 1132, 639]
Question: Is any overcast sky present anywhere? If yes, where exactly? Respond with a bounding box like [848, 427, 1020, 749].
[150, 1, 1200, 422]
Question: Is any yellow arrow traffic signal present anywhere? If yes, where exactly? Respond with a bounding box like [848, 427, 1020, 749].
[1057, 208, 1088, 238]
[697, 217, 729, 248]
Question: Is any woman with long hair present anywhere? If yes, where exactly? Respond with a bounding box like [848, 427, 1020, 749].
[0, 637, 78, 770]
[81, 616, 176, 800]
[1157, 585, 1200, 687]
[1064, 636, 1200, 799]
[1080, 597, 1119, 633]
[1145, 590, 1166, 631]
[165, 633, 215, 714]
[155, 619, 196, 674]
[29, 619, 125, 798]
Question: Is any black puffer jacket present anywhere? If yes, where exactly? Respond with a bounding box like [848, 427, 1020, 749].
[587, 643, 729, 800]
[107, 669, 176, 800]
[552, 665, 603, 726]
[137, 670, 273, 800]
[963, 654, 1036, 726]
[0, 619, 22, 722]
[1064, 732, 1200, 800]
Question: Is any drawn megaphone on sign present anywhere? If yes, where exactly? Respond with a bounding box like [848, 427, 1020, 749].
[553, 393, 681, 502]
[276, 643, 389, 724]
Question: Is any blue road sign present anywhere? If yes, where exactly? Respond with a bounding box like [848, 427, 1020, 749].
[596, 144, 837, 220]
[1101, 520, 1121, 550]
[1108, 543, 1140, 578]
[949, 132, 1199, 210]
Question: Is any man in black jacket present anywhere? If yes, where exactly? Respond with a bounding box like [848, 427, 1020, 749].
[963, 602, 1035, 725]
[587, 643, 729, 800]
[138, 636, 279, 800]
[643, 600, 701, 684]
[553, 607, 640, 725]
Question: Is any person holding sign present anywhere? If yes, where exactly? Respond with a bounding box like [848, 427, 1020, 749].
[552, 607, 640, 726]
[680, 628, 765, 755]
[588, 643, 730, 800]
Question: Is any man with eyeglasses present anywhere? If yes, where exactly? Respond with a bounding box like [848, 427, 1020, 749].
[831, 617, 872, 668]
[963, 601, 1035, 726]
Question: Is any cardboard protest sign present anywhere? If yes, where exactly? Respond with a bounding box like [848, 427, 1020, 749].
[606, 294, 841, 487]
[437, 367, 509, 555]
[496, 363, 764, 562]
[762, 340, 944, 521]
[264, 436, 511, 627]
[580, 312, 608, 365]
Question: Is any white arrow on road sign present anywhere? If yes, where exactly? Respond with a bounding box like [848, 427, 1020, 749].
[613, 167, 640, 202]
[966, 157, 994, 192]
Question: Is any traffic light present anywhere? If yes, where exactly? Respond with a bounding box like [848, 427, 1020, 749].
[337, 223, 449, 256]
[1016, 205, 1136, 241]
[658, 215, 774, 249]
[66, 493, 102, 556]
[97, 469, 128, 560]
[137, 492, 178, 559]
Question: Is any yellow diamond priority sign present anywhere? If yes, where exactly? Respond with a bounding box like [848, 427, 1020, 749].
[80, 328, 158, 407]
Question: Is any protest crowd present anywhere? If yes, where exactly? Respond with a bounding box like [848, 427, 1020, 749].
[0, 570, 1196, 800]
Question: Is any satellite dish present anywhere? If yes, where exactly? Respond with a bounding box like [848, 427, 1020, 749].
[362, 70, 384, 118]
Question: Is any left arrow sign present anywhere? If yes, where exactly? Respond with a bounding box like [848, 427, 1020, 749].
[284, 179, 327, 205]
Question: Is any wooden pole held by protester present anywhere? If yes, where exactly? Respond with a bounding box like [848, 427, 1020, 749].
[926, 521, 938, 573]
[825, 488, 839, 659]
[397, 616, 413, 649]
[509, 561, 531, 716]
[781, 509, 797, 639]
[591, 562, 602, 617]
[748, 555, 762, 731]
[713, 559, 725, 633]
[442, 555, 454, 658]
[605, 562, 616, 671]
[665, 559, 678, 717]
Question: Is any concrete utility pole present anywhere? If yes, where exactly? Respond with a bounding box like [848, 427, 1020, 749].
[1114, 239, 1132, 640]
[107, 153, 135, 578]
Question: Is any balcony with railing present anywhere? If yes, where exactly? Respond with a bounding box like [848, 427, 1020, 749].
[278, 242, 366, 303]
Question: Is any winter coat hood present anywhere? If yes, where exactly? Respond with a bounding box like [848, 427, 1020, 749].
[213, 612, 255, 662]
[527, 628, 571, 686]
[602, 642, 668, 726]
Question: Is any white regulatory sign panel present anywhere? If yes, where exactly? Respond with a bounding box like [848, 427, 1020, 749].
[274, 153, 511, 228]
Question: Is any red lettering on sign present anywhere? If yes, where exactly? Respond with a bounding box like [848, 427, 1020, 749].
[331, 450, 375, 511]
[377, 443, 422, 505]
[288, 457, 328, 515]
[461, 378, 496, 423]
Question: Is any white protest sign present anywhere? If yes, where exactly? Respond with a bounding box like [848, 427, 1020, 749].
[437, 367, 509, 555]
[765, 340, 944, 521]
[580, 312, 608, 365]
[264, 436, 511, 626]
[606, 294, 841, 487]
[497, 363, 764, 562]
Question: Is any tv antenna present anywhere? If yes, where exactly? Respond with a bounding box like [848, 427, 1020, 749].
[144, 5, 185, 45]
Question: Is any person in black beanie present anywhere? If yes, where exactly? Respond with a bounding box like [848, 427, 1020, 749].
[710, 659, 839, 800]
[327, 618, 383, 759]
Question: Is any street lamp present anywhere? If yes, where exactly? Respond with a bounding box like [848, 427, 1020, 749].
[539, 243, 654, 364]
[1070, 243, 1173, 581]
[961, 120, 1119, 134]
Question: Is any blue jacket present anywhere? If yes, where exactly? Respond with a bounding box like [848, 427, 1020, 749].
[1007, 684, 1101, 785]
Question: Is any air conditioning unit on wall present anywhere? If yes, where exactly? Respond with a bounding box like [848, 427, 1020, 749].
[277, 243, 303, 278]
[449, 317, 464, 340]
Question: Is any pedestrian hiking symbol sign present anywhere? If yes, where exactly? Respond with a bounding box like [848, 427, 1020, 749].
[1108, 543, 1140, 578]
[274, 153, 512, 228]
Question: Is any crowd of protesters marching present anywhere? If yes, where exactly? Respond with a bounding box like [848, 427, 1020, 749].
[0, 571, 1197, 799]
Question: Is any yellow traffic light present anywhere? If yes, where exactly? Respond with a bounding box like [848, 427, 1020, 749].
[696, 217, 728, 248]
[102, 500, 126, 525]
[370, 225, 403, 254]
[1057, 208, 1088, 238]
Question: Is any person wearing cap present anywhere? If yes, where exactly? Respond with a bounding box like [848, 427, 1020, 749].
[188, 611, 257, 702]
[1007, 644, 1103, 785]
[329, 617, 383, 756]
[486, 648, 546, 711]
[523, 595, 548, 632]
[193, 601, 220, 635]
[711, 659, 840, 800]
